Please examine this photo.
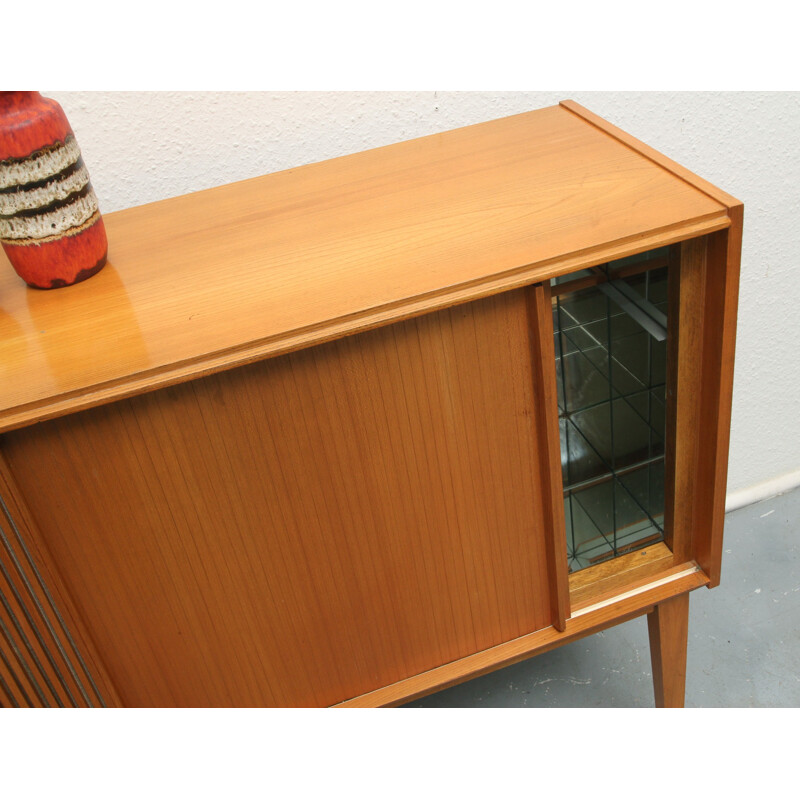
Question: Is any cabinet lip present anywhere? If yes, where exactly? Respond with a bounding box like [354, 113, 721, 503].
[0, 212, 731, 435]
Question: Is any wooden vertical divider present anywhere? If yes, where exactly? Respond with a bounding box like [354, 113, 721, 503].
[526, 282, 570, 630]
[664, 238, 707, 564]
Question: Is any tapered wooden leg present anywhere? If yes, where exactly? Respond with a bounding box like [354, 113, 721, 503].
[647, 592, 690, 708]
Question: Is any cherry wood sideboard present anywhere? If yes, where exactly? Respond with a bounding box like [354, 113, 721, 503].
[0, 101, 742, 707]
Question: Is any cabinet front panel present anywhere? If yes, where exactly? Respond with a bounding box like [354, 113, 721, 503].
[2, 289, 557, 707]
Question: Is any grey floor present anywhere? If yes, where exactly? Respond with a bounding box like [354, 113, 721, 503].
[403, 488, 800, 708]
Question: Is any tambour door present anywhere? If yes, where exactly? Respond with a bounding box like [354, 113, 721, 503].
[0, 284, 568, 707]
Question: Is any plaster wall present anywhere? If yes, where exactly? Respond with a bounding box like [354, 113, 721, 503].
[45, 91, 800, 502]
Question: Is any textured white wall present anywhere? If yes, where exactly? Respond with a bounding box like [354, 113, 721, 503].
[46, 91, 800, 500]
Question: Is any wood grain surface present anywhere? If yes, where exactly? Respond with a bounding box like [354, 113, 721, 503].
[2, 289, 559, 707]
[559, 101, 743, 209]
[0, 102, 730, 432]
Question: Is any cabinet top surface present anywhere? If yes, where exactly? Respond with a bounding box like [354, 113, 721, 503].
[0, 100, 734, 431]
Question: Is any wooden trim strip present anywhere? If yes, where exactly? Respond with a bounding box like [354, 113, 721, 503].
[0, 212, 731, 436]
[611, 255, 670, 281]
[551, 256, 670, 298]
[334, 564, 708, 707]
[550, 271, 604, 298]
[559, 101, 743, 210]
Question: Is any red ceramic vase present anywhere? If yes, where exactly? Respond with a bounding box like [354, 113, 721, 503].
[0, 91, 107, 289]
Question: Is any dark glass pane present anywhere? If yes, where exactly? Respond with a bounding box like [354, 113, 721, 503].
[555, 256, 669, 572]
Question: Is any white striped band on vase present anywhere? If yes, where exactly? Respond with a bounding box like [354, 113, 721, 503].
[0, 135, 101, 246]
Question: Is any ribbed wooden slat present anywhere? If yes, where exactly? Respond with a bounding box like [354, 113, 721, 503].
[0, 503, 100, 707]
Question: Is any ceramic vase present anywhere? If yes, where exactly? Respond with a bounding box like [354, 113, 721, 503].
[0, 91, 107, 289]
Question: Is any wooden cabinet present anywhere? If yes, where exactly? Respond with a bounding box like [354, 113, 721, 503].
[0, 100, 742, 707]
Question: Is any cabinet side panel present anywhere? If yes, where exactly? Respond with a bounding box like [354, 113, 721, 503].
[0, 452, 120, 707]
[696, 207, 743, 585]
[1, 289, 555, 707]
[665, 210, 742, 583]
